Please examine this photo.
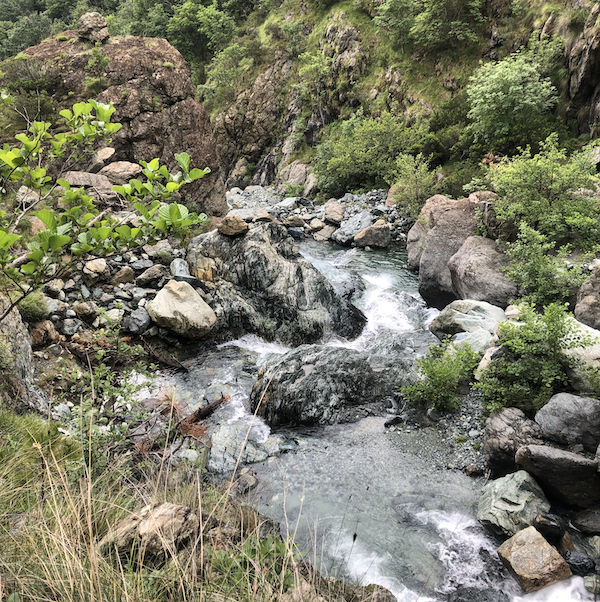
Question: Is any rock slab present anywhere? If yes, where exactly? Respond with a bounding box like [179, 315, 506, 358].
[498, 526, 572, 593]
[146, 280, 216, 339]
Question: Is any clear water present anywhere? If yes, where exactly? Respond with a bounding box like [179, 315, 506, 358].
[156, 240, 592, 602]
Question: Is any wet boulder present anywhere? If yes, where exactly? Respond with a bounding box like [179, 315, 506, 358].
[186, 223, 366, 345]
[516, 444, 600, 508]
[447, 236, 518, 308]
[535, 392, 600, 453]
[430, 300, 506, 339]
[483, 408, 544, 476]
[250, 344, 416, 427]
[354, 220, 392, 248]
[563, 551, 596, 577]
[498, 526, 572, 593]
[477, 471, 550, 538]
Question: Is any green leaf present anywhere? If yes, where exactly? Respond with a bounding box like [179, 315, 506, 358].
[20, 262, 37, 274]
[176, 152, 191, 173]
[35, 209, 56, 231]
[48, 234, 72, 250]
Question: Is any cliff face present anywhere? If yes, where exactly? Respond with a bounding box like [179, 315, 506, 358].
[2, 26, 227, 216]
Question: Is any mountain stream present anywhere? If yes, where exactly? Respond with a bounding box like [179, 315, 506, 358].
[156, 240, 592, 602]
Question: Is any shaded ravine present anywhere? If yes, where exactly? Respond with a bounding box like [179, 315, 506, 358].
[155, 241, 592, 602]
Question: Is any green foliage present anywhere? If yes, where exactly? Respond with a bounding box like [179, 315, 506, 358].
[199, 43, 255, 108]
[476, 303, 592, 414]
[466, 40, 561, 153]
[503, 223, 588, 306]
[483, 134, 600, 247]
[209, 535, 299, 598]
[409, 0, 483, 51]
[295, 51, 332, 122]
[391, 152, 437, 218]
[314, 111, 428, 197]
[401, 337, 480, 413]
[167, 0, 235, 63]
[373, 0, 418, 48]
[0, 100, 207, 323]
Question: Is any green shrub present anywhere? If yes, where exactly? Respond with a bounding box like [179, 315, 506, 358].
[401, 338, 480, 413]
[503, 223, 588, 307]
[391, 152, 437, 218]
[481, 134, 600, 247]
[476, 303, 591, 415]
[314, 111, 428, 197]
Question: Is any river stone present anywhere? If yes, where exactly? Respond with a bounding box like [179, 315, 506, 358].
[447, 236, 518, 308]
[218, 214, 250, 236]
[250, 344, 416, 427]
[406, 195, 479, 309]
[484, 408, 544, 476]
[186, 223, 366, 345]
[535, 392, 600, 452]
[313, 225, 336, 242]
[477, 470, 550, 537]
[112, 266, 135, 284]
[515, 444, 600, 508]
[332, 211, 374, 245]
[354, 220, 391, 248]
[324, 202, 345, 225]
[99, 161, 142, 185]
[72, 301, 98, 322]
[497, 526, 572, 593]
[62, 171, 113, 190]
[125, 307, 151, 334]
[99, 502, 199, 562]
[146, 280, 217, 339]
[429, 300, 506, 339]
[29, 320, 61, 348]
[309, 218, 325, 232]
[136, 264, 170, 287]
[207, 422, 279, 473]
[170, 258, 191, 278]
[563, 551, 596, 576]
[284, 215, 305, 228]
[572, 509, 600, 534]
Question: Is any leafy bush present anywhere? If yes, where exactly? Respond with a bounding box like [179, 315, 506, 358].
[503, 223, 588, 307]
[482, 134, 600, 246]
[391, 152, 437, 218]
[401, 338, 480, 413]
[409, 0, 483, 51]
[314, 111, 428, 197]
[466, 46, 559, 153]
[476, 303, 591, 415]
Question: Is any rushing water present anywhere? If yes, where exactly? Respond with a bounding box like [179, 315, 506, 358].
[157, 240, 593, 602]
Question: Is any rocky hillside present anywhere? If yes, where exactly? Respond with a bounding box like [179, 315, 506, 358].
[0, 14, 227, 216]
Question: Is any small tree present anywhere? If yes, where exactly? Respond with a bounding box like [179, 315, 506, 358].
[374, 0, 419, 49]
[391, 152, 437, 218]
[466, 49, 558, 153]
[410, 0, 483, 51]
[0, 99, 208, 322]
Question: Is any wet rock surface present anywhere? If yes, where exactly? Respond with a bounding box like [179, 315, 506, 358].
[187, 223, 366, 344]
[250, 344, 416, 427]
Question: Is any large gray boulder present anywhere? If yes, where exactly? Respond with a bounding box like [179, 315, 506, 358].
[0, 295, 48, 412]
[516, 444, 600, 508]
[331, 211, 373, 245]
[535, 392, 600, 453]
[250, 345, 416, 427]
[146, 280, 217, 338]
[498, 527, 572, 593]
[477, 471, 550, 538]
[186, 223, 366, 345]
[406, 195, 479, 309]
[447, 236, 518, 308]
[484, 408, 544, 476]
